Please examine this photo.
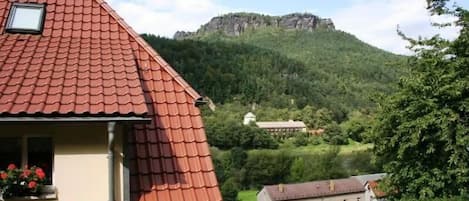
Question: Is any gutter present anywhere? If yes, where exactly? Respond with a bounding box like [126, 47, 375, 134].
[0, 116, 151, 123]
[194, 97, 208, 107]
[108, 122, 116, 201]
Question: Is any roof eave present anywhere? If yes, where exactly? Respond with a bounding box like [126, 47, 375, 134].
[0, 116, 152, 123]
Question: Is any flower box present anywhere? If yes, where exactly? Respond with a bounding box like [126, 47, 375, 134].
[0, 165, 48, 201]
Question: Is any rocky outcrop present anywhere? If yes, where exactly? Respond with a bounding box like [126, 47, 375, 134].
[174, 12, 335, 40]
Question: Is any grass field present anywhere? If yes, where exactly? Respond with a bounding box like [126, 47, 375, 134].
[238, 190, 258, 201]
[245, 140, 373, 156]
[289, 141, 373, 155]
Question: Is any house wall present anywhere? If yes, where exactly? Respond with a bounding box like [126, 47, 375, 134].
[0, 122, 126, 201]
[294, 192, 364, 201]
[257, 188, 272, 201]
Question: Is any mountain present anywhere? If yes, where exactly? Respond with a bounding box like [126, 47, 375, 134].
[174, 12, 334, 39]
[142, 13, 406, 120]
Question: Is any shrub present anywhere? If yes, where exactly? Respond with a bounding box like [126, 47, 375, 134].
[292, 133, 309, 147]
[221, 177, 240, 201]
[241, 150, 293, 189]
[308, 136, 322, 145]
[206, 122, 279, 150]
[322, 122, 349, 145]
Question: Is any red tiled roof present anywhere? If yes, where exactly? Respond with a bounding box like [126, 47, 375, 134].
[0, 0, 221, 201]
[0, 0, 149, 116]
[368, 180, 386, 198]
[264, 178, 364, 201]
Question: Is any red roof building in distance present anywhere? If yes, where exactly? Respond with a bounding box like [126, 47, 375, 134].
[0, 0, 221, 201]
[366, 180, 387, 200]
[258, 178, 365, 201]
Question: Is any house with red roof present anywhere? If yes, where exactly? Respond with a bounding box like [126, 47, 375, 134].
[257, 178, 365, 201]
[365, 180, 387, 201]
[0, 0, 221, 201]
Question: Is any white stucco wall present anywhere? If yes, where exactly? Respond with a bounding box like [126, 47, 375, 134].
[257, 188, 271, 201]
[298, 193, 364, 201]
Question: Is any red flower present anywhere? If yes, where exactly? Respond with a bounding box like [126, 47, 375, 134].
[22, 169, 31, 178]
[28, 181, 37, 189]
[7, 164, 16, 171]
[0, 172, 7, 180]
[35, 168, 45, 180]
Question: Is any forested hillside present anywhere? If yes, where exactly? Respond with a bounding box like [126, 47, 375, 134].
[142, 27, 405, 119]
[142, 13, 410, 201]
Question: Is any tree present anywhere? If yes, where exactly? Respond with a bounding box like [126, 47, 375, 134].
[341, 110, 373, 142]
[372, 1, 469, 199]
[288, 157, 306, 182]
[322, 122, 349, 145]
[221, 177, 240, 201]
[312, 108, 334, 129]
[241, 150, 293, 189]
[230, 147, 248, 169]
[292, 132, 309, 147]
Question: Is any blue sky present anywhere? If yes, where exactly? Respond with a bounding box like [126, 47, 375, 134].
[107, 0, 467, 55]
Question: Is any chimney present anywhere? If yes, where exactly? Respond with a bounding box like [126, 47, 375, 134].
[278, 184, 284, 193]
[329, 180, 335, 192]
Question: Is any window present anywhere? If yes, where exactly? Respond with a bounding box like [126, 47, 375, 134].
[0, 138, 21, 169]
[5, 3, 46, 34]
[0, 137, 53, 185]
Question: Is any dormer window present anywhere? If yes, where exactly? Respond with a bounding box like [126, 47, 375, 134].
[6, 3, 45, 34]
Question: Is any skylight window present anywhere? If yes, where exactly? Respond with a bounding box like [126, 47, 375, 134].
[6, 3, 46, 34]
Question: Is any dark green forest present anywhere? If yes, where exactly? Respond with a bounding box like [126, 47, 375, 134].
[142, 28, 406, 120]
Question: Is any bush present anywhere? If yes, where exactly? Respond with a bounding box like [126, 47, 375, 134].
[322, 122, 349, 145]
[340, 110, 373, 142]
[292, 133, 309, 147]
[241, 150, 293, 189]
[221, 177, 240, 201]
[288, 147, 348, 182]
[206, 122, 279, 150]
[308, 136, 322, 145]
[288, 157, 306, 182]
[341, 150, 382, 175]
[230, 147, 248, 169]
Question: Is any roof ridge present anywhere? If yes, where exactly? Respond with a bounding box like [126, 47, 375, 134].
[96, 0, 201, 101]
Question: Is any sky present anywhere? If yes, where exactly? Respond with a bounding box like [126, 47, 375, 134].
[107, 0, 468, 55]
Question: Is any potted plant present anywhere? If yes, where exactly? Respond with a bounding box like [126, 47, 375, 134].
[0, 164, 46, 200]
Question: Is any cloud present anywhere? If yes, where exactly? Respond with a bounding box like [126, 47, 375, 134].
[332, 0, 460, 55]
[107, 0, 228, 38]
[107, 0, 460, 55]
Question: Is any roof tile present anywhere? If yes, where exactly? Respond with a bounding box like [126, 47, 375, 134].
[0, 0, 220, 200]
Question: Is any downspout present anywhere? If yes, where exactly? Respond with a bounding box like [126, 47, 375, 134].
[108, 122, 116, 201]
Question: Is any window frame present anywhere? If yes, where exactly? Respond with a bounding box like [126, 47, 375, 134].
[5, 3, 46, 34]
[0, 135, 54, 185]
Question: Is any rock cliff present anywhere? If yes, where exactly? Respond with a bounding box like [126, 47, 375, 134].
[174, 12, 335, 39]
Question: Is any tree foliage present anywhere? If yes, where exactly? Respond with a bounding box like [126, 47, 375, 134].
[341, 110, 374, 142]
[221, 177, 240, 201]
[142, 29, 405, 120]
[322, 122, 349, 145]
[205, 121, 278, 150]
[372, 1, 469, 199]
